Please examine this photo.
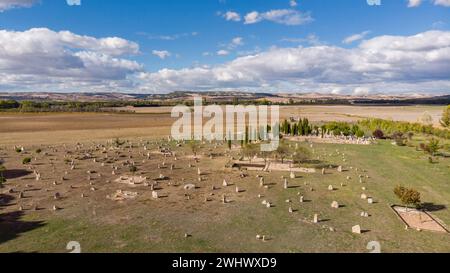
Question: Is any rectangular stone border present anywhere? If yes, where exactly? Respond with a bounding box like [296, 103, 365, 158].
[390, 204, 450, 234]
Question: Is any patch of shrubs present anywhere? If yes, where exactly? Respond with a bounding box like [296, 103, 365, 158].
[419, 138, 441, 156]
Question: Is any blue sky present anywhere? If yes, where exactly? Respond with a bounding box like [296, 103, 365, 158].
[0, 0, 449, 94]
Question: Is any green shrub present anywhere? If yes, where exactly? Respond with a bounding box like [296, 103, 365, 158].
[22, 157, 32, 165]
[0, 163, 6, 188]
[394, 186, 421, 208]
[293, 146, 312, 164]
[373, 129, 384, 139]
[129, 165, 138, 173]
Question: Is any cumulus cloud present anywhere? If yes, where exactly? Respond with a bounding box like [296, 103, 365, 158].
[434, 0, 450, 6]
[223, 11, 241, 22]
[290, 0, 298, 7]
[244, 9, 313, 26]
[138, 31, 450, 94]
[152, 50, 171, 59]
[0, 28, 142, 92]
[217, 50, 229, 56]
[0, 0, 37, 11]
[408, 0, 422, 7]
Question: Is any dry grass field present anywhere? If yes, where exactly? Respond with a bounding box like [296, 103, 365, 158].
[0, 105, 444, 145]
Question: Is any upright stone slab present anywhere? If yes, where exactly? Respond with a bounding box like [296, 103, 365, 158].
[352, 225, 362, 234]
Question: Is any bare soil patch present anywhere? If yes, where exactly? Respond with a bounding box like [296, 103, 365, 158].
[392, 206, 449, 233]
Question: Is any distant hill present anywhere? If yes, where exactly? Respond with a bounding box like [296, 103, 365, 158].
[0, 91, 448, 105]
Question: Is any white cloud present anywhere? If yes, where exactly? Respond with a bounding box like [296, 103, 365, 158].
[244, 9, 313, 26]
[353, 87, 371, 96]
[138, 31, 450, 94]
[408, 0, 450, 7]
[282, 34, 323, 46]
[152, 50, 171, 59]
[0, 28, 142, 92]
[434, 0, 450, 6]
[231, 37, 244, 46]
[342, 31, 371, 44]
[290, 0, 298, 7]
[0, 0, 37, 11]
[223, 11, 241, 22]
[407, 0, 422, 7]
[139, 32, 198, 41]
[66, 0, 81, 6]
[217, 50, 229, 56]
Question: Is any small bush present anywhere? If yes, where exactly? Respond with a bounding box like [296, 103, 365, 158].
[129, 165, 138, 173]
[373, 129, 384, 139]
[392, 132, 407, 146]
[35, 149, 42, 154]
[293, 146, 312, 164]
[22, 157, 32, 165]
[0, 174, 5, 188]
[394, 186, 421, 208]
[15, 147, 22, 153]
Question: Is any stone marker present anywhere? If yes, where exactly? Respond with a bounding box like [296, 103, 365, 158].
[284, 179, 289, 190]
[328, 185, 334, 191]
[313, 214, 319, 224]
[331, 201, 339, 209]
[361, 193, 368, 199]
[152, 191, 159, 199]
[352, 225, 362, 234]
[184, 184, 196, 191]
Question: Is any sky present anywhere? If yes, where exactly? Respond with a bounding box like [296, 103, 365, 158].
[0, 0, 449, 95]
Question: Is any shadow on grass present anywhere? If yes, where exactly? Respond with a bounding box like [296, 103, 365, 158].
[420, 203, 447, 212]
[3, 169, 33, 180]
[0, 194, 46, 246]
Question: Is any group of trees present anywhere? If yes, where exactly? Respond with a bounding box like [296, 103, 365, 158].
[242, 141, 312, 165]
[358, 118, 450, 140]
[281, 118, 314, 136]
[0, 99, 136, 113]
[280, 119, 370, 139]
[323, 122, 365, 138]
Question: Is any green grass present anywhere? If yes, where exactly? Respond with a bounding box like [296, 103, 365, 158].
[1, 140, 449, 253]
